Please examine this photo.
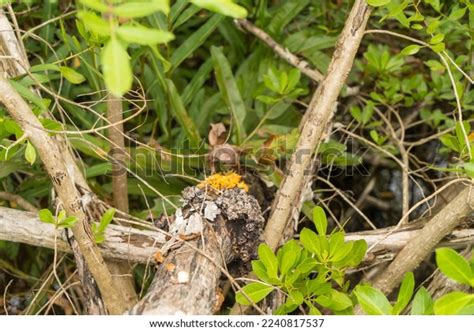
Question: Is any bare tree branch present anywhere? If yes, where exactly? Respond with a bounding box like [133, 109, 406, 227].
[234, 19, 324, 82]
[372, 184, 474, 294]
[263, 0, 372, 251]
[0, 191, 38, 212]
[106, 93, 137, 305]
[0, 76, 129, 314]
[2, 206, 473, 268]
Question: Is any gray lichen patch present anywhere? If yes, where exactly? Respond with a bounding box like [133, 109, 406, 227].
[179, 186, 264, 263]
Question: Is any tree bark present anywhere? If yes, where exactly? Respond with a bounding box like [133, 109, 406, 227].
[106, 93, 137, 305]
[372, 184, 474, 295]
[263, 0, 372, 252]
[2, 206, 473, 268]
[0, 76, 128, 314]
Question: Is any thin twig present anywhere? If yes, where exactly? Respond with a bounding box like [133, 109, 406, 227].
[234, 19, 324, 82]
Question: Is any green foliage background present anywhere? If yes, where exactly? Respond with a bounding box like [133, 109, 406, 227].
[0, 0, 473, 315]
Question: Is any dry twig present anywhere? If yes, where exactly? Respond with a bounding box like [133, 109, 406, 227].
[234, 19, 324, 83]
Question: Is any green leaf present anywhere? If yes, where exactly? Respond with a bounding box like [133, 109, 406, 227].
[113, 1, 170, 18]
[77, 11, 111, 37]
[362, 102, 375, 125]
[57, 216, 78, 228]
[251, 260, 268, 282]
[191, 0, 247, 19]
[354, 285, 393, 315]
[258, 243, 278, 279]
[286, 69, 301, 92]
[449, 6, 467, 20]
[235, 282, 273, 305]
[435, 248, 474, 286]
[78, 0, 108, 12]
[99, 208, 115, 232]
[463, 162, 474, 178]
[165, 79, 201, 147]
[38, 209, 55, 224]
[328, 232, 345, 258]
[392, 272, 415, 315]
[350, 106, 362, 123]
[316, 289, 353, 311]
[411, 287, 434, 315]
[299, 228, 321, 255]
[24, 141, 36, 165]
[429, 33, 444, 45]
[331, 242, 353, 263]
[431, 42, 445, 53]
[211, 46, 246, 143]
[340, 239, 367, 267]
[433, 292, 474, 315]
[312, 206, 327, 235]
[280, 249, 297, 276]
[286, 290, 304, 306]
[117, 25, 174, 45]
[10, 80, 48, 112]
[263, 66, 281, 93]
[59, 66, 86, 84]
[170, 14, 223, 70]
[400, 45, 422, 56]
[101, 36, 132, 96]
[367, 0, 391, 7]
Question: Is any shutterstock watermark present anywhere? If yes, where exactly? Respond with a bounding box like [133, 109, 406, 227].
[107, 138, 370, 179]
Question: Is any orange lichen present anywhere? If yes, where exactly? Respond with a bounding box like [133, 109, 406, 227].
[197, 172, 249, 192]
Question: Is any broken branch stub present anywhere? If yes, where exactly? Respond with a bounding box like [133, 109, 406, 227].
[129, 187, 264, 315]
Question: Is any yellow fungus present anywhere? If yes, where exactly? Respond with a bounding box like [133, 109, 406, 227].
[197, 172, 249, 192]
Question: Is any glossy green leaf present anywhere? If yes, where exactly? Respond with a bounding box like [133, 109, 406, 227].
[25, 141, 36, 165]
[331, 242, 353, 263]
[38, 209, 55, 224]
[316, 289, 353, 311]
[99, 208, 115, 232]
[463, 162, 474, 178]
[312, 206, 327, 235]
[367, 0, 391, 6]
[280, 249, 297, 276]
[77, 11, 111, 36]
[354, 285, 393, 315]
[211, 46, 246, 143]
[59, 66, 86, 84]
[191, 0, 247, 19]
[429, 33, 444, 45]
[411, 287, 434, 315]
[400, 45, 422, 56]
[117, 25, 174, 45]
[113, 1, 170, 18]
[393, 272, 415, 315]
[433, 292, 474, 315]
[251, 260, 268, 282]
[436, 248, 474, 286]
[101, 36, 132, 96]
[78, 0, 108, 12]
[57, 216, 78, 228]
[235, 282, 273, 305]
[286, 290, 304, 306]
[258, 243, 278, 279]
[299, 228, 321, 255]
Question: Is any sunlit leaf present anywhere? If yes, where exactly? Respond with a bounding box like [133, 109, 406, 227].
[100, 36, 132, 96]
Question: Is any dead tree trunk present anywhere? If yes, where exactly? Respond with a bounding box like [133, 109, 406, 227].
[129, 187, 264, 314]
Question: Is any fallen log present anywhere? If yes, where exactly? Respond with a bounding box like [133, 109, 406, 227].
[0, 206, 166, 264]
[1, 206, 473, 266]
